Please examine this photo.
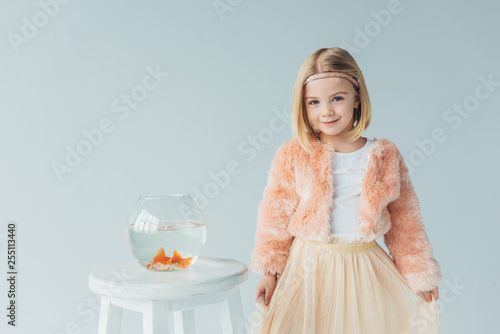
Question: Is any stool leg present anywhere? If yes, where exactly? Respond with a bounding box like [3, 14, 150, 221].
[143, 300, 170, 334]
[98, 295, 122, 334]
[219, 287, 245, 334]
[173, 309, 196, 334]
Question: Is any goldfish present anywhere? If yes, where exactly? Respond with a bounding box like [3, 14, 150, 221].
[146, 247, 194, 270]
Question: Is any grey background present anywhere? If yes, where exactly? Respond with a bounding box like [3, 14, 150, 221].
[1, 0, 498, 333]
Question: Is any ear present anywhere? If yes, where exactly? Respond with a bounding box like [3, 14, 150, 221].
[354, 93, 360, 109]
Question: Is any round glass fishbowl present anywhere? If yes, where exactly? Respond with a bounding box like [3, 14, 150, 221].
[126, 194, 207, 271]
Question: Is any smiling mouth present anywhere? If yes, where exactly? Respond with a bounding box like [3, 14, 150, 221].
[322, 119, 338, 125]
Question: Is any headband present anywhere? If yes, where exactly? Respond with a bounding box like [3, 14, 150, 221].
[304, 71, 359, 89]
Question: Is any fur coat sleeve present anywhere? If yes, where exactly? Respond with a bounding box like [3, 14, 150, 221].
[384, 148, 443, 293]
[250, 141, 299, 276]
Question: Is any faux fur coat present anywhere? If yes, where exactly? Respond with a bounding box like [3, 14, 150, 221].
[250, 136, 443, 294]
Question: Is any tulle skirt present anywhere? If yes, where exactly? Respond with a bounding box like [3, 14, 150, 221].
[250, 235, 440, 334]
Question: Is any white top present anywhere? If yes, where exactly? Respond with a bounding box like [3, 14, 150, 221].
[317, 137, 376, 239]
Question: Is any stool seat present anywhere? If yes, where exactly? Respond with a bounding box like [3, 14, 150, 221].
[89, 257, 247, 300]
[88, 257, 249, 334]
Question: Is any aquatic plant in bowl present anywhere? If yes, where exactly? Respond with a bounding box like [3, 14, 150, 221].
[126, 194, 207, 271]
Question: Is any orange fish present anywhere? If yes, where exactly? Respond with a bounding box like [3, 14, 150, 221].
[152, 247, 171, 264]
[167, 249, 194, 269]
[146, 247, 194, 270]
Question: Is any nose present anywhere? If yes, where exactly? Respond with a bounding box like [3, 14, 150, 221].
[321, 104, 334, 117]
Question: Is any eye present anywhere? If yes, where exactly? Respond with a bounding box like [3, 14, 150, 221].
[333, 96, 343, 102]
[308, 100, 319, 105]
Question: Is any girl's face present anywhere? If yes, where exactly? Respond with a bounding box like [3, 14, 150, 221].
[304, 78, 360, 139]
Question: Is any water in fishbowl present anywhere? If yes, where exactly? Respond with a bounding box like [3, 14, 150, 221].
[127, 220, 207, 271]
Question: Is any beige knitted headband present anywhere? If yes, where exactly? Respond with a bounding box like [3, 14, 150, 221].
[304, 71, 359, 89]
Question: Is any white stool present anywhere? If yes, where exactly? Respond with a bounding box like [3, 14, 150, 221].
[88, 257, 248, 334]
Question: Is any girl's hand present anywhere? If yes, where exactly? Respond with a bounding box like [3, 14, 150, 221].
[255, 273, 277, 306]
[422, 287, 439, 302]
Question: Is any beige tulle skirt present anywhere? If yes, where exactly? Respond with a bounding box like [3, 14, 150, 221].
[251, 236, 440, 334]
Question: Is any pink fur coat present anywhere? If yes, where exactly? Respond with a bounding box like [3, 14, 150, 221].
[250, 136, 443, 294]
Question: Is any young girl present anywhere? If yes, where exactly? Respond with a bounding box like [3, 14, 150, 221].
[250, 47, 442, 334]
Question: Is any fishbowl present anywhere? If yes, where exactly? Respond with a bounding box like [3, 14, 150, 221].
[126, 194, 207, 271]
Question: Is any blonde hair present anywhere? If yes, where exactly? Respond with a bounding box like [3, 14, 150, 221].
[291, 47, 372, 154]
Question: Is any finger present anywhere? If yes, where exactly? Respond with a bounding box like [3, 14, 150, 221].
[265, 289, 270, 305]
[266, 288, 276, 305]
[255, 288, 263, 302]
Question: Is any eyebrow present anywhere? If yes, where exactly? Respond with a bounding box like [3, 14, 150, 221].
[304, 91, 348, 99]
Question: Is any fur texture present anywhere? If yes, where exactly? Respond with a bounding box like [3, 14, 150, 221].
[250, 137, 443, 294]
